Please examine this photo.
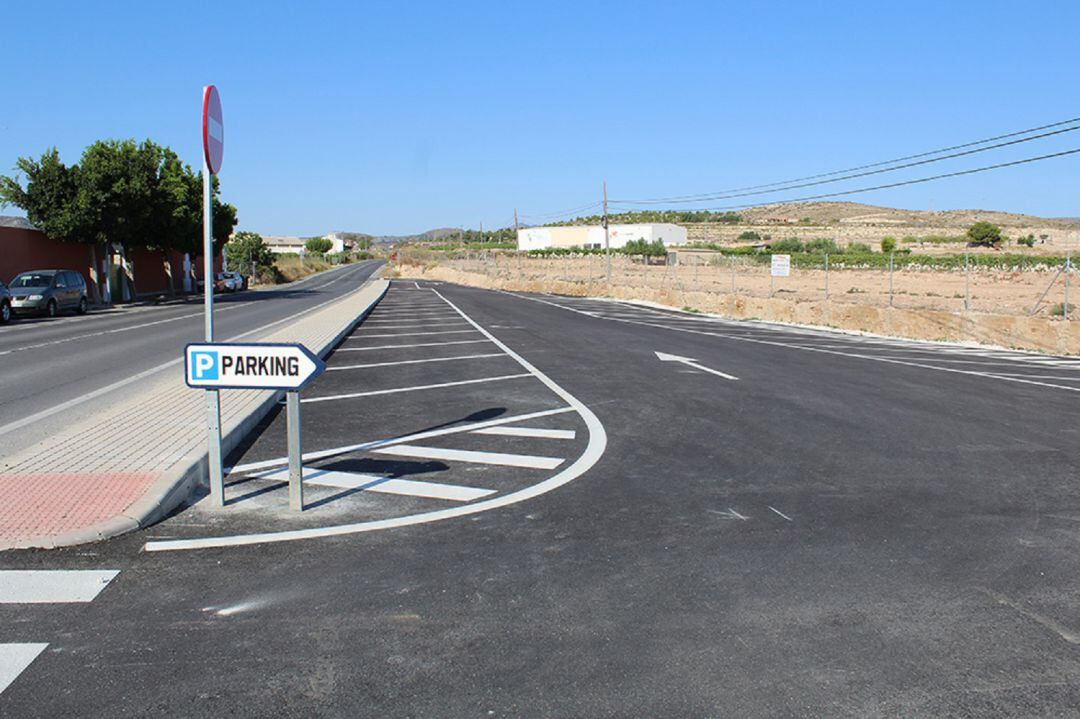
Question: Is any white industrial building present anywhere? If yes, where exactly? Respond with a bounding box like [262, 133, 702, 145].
[516, 223, 687, 251]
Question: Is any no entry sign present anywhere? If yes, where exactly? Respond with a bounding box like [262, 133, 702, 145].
[202, 85, 224, 174]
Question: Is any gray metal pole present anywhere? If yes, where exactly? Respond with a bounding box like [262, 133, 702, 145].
[202, 162, 224, 507]
[888, 251, 894, 308]
[730, 256, 736, 294]
[603, 180, 611, 284]
[824, 253, 829, 300]
[1066, 251, 1072, 320]
[287, 391, 303, 511]
[964, 252, 971, 312]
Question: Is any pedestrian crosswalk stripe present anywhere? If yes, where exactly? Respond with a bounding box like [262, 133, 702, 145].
[372, 444, 565, 470]
[0, 570, 120, 603]
[0, 643, 49, 695]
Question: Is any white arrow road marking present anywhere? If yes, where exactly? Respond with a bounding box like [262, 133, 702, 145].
[0, 643, 49, 695]
[0, 570, 120, 603]
[655, 351, 739, 380]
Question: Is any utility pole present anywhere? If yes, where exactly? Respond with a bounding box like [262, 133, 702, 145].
[603, 179, 611, 283]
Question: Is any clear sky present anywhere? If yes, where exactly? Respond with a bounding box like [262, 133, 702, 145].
[2, 1, 1078, 235]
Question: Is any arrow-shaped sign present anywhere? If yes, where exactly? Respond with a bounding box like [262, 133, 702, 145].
[185, 342, 325, 390]
[655, 351, 739, 380]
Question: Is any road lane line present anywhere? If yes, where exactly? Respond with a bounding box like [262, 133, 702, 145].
[506, 292, 1080, 394]
[0, 570, 119, 603]
[228, 406, 576, 474]
[353, 329, 479, 338]
[472, 426, 576, 439]
[0, 263, 383, 438]
[372, 444, 564, 469]
[146, 289, 608, 550]
[334, 339, 492, 352]
[301, 373, 531, 404]
[327, 353, 506, 371]
[768, 506, 793, 521]
[0, 643, 49, 695]
[252, 467, 495, 501]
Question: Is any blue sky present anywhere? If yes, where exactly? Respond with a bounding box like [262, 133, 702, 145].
[2, 1, 1077, 235]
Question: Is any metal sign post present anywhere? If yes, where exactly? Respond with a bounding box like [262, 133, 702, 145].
[185, 342, 325, 511]
[201, 85, 225, 506]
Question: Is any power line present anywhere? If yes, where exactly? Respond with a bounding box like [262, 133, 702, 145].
[606, 146, 1080, 212]
[614, 114, 1080, 204]
[614, 124, 1080, 205]
[518, 200, 602, 222]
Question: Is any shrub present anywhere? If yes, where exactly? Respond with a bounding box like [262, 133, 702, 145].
[966, 221, 1002, 247]
[768, 238, 805, 253]
[846, 242, 873, 253]
[1017, 234, 1036, 248]
[804, 238, 840, 254]
[881, 236, 897, 253]
[737, 230, 761, 242]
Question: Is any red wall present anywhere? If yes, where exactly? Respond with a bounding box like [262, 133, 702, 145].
[0, 227, 223, 301]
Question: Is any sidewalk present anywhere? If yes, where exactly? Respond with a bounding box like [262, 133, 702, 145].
[0, 278, 389, 549]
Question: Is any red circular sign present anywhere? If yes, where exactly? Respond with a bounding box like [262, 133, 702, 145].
[202, 85, 224, 174]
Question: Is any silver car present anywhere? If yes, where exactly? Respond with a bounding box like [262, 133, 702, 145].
[9, 270, 89, 317]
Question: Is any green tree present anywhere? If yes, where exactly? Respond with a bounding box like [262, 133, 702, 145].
[880, 236, 897, 253]
[226, 231, 275, 275]
[305, 236, 333, 254]
[737, 230, 761, 242]
[966, 221, 1002, 247]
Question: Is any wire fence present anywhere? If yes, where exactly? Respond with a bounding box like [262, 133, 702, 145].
[400, 248, 1077, 320]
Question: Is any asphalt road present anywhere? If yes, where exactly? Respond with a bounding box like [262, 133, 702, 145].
[0, 260, 383, 458]
[3, 280, 1080, 717]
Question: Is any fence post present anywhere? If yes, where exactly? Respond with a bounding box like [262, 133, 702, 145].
[730, 256, 736, 295]
[964, 252, 971, 313]
[824, 253, 829, 300]
[1066, 250, 1072, 320]
[888, 251, 894, 308]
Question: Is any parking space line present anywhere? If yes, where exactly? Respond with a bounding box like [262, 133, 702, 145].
[334, 339, 492, 352]
[472, 426, 576, 439]
[0, 643, 49, 695]
[327, 353, 506, 371]
[252, 467, 495, 501]
[301, 373, 531, 404]
[354, 329, 479, 338]
[0, 570, 120, 603]
[373, 444, 565, 469]
[228, 406, 576, 474]
[363, 319, 469, 326]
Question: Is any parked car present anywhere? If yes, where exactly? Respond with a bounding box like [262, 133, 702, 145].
[0, 280, 11, 323]
[222, 271, 247, 291]
[8, 269, 89, 318]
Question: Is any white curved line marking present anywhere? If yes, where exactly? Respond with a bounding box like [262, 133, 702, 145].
[144, 289, 607, 552]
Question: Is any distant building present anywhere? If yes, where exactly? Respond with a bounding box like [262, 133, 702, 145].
[265, 235, 346, 254]
[516, 223, 687, 251]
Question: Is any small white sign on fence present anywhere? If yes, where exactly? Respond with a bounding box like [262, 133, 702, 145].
[771, 254, 791, 277]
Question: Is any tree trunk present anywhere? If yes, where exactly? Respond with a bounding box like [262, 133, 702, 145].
[87, 245, 102, 305]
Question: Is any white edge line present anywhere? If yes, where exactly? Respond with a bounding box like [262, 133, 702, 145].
[144, 290, 608, 551]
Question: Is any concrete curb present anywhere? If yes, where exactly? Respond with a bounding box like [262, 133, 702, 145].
[7, 272, 389, 550]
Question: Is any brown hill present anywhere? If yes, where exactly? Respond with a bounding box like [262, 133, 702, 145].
[738, 202, 1072, 229]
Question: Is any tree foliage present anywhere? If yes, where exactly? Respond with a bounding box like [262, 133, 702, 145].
[966, 221, 1002, 247]
[623, 238, 668, 257]
[226, 231, 275, 274]
[880, 236, 897, 253]
[304, 236, 334, 254]
[0, 139, 237, 255]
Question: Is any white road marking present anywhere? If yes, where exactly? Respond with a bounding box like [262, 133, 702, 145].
[0, 266, 387, 438]
[415, 281, 422, 289]
[0, 643, 49, 695]
[327, 353, 505, 371]
[768, 506, 793, 521]
[472, 426, 576, 439]
[354, 329, 479, 338]
[363, 318, 467, 325]
[334, 339, 492, 352]
[228, 406, 576, 474]
[145, 290, 608, 551]
[301, 373, 531, 404]
[507, 292, 1080, 394]
[0, 569, 120, 603]
[252, 467, 495, 501]
[373, 444, 565, 470]
[709, 508, 750, 520]
[655, 351, 739, 380]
